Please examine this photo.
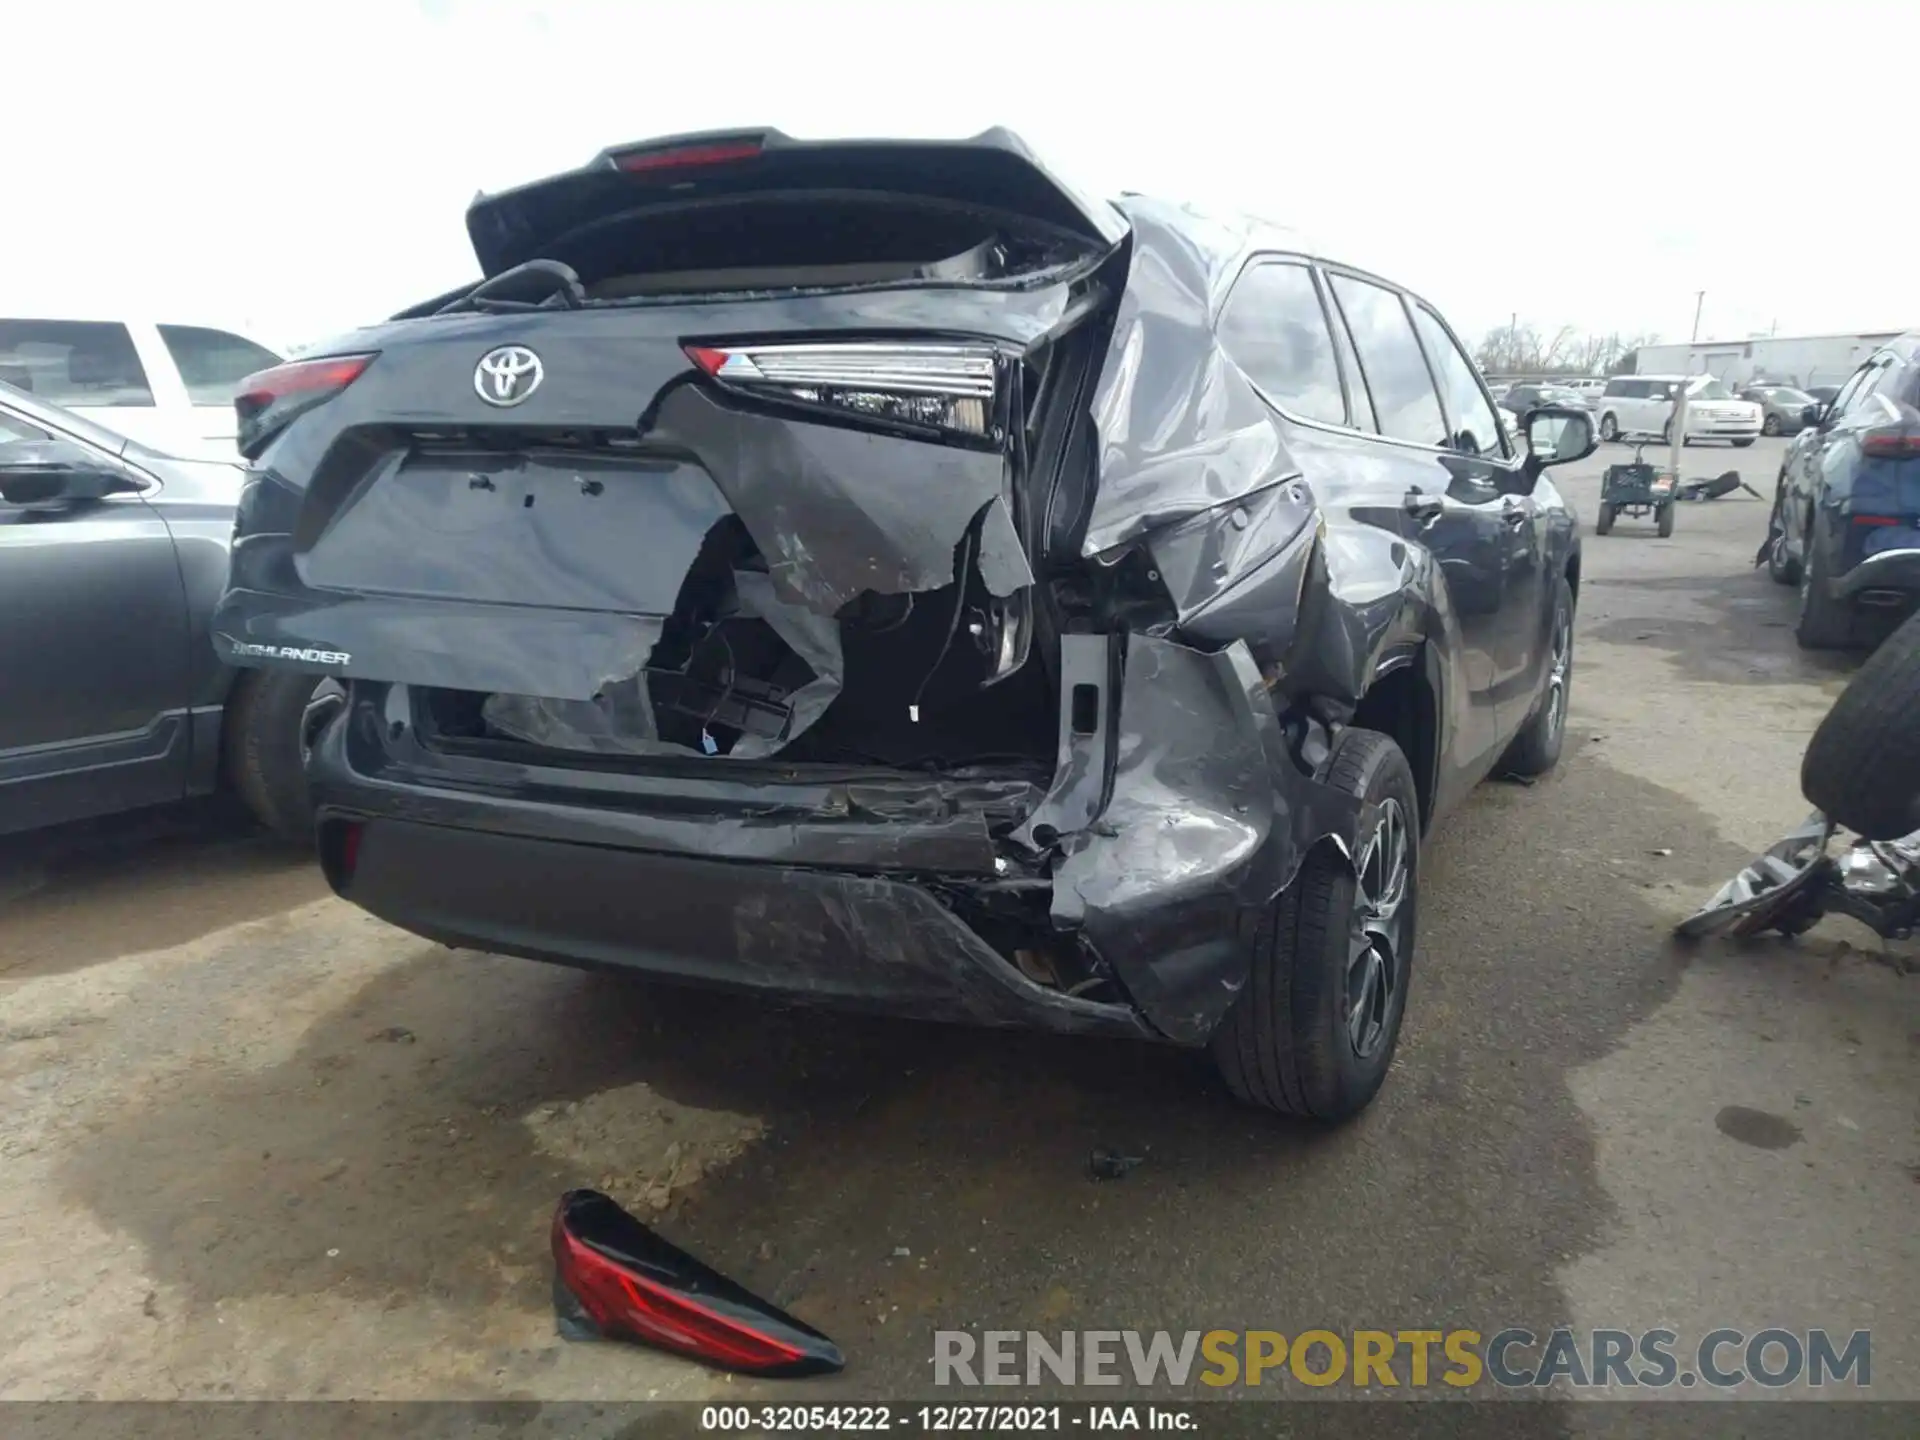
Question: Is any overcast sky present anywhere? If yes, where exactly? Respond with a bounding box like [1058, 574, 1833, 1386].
[8, 0, 1914, 352]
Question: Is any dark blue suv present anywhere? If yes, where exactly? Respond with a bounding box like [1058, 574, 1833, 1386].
[1765, 332, 1920, 648]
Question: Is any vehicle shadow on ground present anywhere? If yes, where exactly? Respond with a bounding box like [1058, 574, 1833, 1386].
[1581, 567, 1869, 687]
[0, 801, 327, 980]
[53, 744, 1831, 1426]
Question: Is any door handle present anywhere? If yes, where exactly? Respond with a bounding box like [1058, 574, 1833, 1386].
[1403, 491, 1444, 524]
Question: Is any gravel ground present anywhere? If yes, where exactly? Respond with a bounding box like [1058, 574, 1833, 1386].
[1, 435, 1913, 1421]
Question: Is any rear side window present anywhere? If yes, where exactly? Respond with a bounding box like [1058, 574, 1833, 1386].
[1413, 305, 1506, 457]
[158, 325, 283, 405]
[1328, 275, 1447, 447]
[1828, 360, 1880, 419]
[1216, 261, 1346, 426]
[0, 320, 154, 407]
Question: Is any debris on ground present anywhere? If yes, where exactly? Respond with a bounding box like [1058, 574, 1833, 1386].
[551, 1189, 844, 1377]
[1088, 1146, 1146, 1181]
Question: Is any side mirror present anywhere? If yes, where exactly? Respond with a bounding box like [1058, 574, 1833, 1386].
[1522, 406, 1596, 476]
[0, 439, 137, 507]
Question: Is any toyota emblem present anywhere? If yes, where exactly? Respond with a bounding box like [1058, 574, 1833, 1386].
[473, 346, 543, 407]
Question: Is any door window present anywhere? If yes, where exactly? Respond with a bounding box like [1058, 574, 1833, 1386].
[1412, 304, 1508, 457]
[1215, 261, 1347, 426]
[0, 320, 155, 407]
[1328, 274, 1447, 447]
[157, 325, 284, 405]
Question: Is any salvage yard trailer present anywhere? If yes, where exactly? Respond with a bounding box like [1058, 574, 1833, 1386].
[1633, 332, 1906, 391]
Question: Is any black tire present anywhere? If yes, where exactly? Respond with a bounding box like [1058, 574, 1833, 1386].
[1212, 729, 1419, 1122]
[1499, 574, 1575, 779]
[1598, 413, 1618, 442]
[1765, 487, 1802, 585]
[1762, 414, 1780, 436]
[1801, 610, 1920, 839]
[1794, 525, 1853, 650]
[222, 670, 339, 845]
[1733, 438, 1755, 448]
[1594, 503, 1614, 536]
[1656, 502, 1675, 538]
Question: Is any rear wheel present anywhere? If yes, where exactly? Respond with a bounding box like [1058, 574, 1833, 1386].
[1765, 490, 1801, 585]
[1795, 525, 1853, 650]
[223, 671, 340, 845]
[1212, 729, 1418, 1122]
[1594, 502, 1614, 536]
[1499, 575, 1574, 779]
[1801, 609, 1920, 838]
[1657, 502, 1675, 538]
[1761, 415, 1780, 436]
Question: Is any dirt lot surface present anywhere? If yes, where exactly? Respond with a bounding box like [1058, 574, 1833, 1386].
[3, 436, 1915, 1416]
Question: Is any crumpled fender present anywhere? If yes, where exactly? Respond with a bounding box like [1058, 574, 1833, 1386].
[1043, 632, 1362, 1044]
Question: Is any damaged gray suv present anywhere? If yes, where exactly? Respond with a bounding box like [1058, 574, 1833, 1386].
[215, 129, 1593, 1121]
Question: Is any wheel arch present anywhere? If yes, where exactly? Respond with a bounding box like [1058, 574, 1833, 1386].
[1347, 647, 1439, 836]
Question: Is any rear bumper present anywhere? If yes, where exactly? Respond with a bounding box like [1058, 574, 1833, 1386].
[307, 636, 1364, 1045]
[333, 813, 1154, 1038]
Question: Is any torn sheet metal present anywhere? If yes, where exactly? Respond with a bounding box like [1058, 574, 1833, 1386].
[1080, 202, 1305, 556]
[1049, 633, 1361, 1043]
[482, 566, 848, 759]
[651, 386, 1033, 615]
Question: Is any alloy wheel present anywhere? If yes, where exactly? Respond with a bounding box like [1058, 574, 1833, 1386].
[1347, 797, 1411, 1060]
[1543, 603, 1572, 741]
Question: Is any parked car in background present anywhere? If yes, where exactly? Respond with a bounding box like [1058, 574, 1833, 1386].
[1596, 374, 1761, 445]
[1562, 377, 1607, 403]
[1762, 333, 1920, 648]
[1739, 383, 1818, 436]
[0, 382, 328, 839]
[1502, 382, 1593, 416]
[1805, 384, 1842, 408]
[213, 126, 1596, 1123]
[0, 315, 283, 459]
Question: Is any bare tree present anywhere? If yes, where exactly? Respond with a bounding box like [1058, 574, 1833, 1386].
[1479, 323, 1662, 377]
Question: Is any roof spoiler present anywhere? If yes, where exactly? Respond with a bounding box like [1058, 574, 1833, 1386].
[463, 126, 1128, 277]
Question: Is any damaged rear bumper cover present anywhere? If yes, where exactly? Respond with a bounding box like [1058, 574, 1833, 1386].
[311, 633, 1360, 1045]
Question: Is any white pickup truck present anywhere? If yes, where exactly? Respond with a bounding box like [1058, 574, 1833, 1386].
[0, 314, 283, 458]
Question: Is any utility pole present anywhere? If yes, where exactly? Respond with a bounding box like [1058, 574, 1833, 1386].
[1690, 291, 1705, 343]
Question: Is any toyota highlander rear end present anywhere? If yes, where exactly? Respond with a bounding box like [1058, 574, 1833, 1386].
[214, 128, 1362, 1050]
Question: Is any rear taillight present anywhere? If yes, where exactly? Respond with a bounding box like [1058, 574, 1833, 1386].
[684, 341, 1002, 440]
[551, 1190, 843, 1377]
[234, 354, 375, 458]
[1860, 426, 1920, 458]
[609, 137, 764, 175]
[1851, 514, 1902, 526]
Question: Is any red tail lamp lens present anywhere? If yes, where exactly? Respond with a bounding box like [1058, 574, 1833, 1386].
[550, 1189, 843, 1377]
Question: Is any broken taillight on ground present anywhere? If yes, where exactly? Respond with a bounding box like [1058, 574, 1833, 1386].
[550, 1189, 844, 1377]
